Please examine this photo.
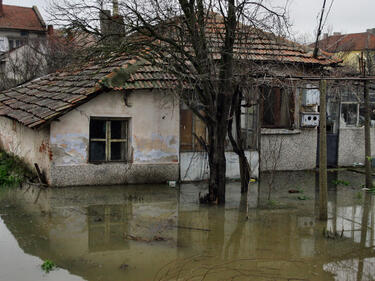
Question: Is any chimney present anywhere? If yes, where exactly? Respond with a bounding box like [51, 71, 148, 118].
[47, 25, 54, 36]
[100, 10, 111, 35]
[113, 0, 119, 16]
[323, 33, 328, 39]
[0, 0, 3, 17]
[333, 32, 341, 36]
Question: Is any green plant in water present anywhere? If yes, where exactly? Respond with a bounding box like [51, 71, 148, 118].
[41, 260, 56, 273]
[297, 195, 309, 200]
[332, 179, 350, 186]
[0, 150, 34, 187]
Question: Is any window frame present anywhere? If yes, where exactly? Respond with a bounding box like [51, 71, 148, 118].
[89, 117, 129, 163]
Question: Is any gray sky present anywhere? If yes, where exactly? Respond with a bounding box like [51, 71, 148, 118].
[4, 0, 375, 38]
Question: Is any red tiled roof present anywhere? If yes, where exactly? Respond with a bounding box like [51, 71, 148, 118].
[314, 32, 375, 52]
[0, 14, 339, 128]
[0, 5, 46, 32]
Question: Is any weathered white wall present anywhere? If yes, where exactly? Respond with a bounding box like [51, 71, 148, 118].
[49, 90, 180, 186]
[260, 128, 317, 171]
[180, 150, 259, 182]
[338, 127, 375, 166]
[0, 116, 51, 181]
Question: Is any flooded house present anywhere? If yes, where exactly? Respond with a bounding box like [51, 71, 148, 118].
[0, 15, 339, 187]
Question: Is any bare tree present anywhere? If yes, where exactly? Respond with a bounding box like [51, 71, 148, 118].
[261, 135, 284, 201]
[0, 32, 82, 90]
[49, 0, 289, 204]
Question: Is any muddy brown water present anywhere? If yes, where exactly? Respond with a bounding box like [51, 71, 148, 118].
[0, 171, 375, 281]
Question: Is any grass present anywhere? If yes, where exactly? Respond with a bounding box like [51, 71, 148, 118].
[332, 179, 350, 186]
[0, 150, 35, 187]
[41, 260, 57, 273]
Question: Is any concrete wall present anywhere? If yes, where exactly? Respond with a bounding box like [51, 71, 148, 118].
[338, 127, 375, 166]
[0, 116, 51, 180]
[260, 128, 317, 171]
[180, 150, 259, 181]
[49, 90, 180, 186]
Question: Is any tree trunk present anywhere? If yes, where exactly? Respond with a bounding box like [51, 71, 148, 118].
[228, 88, 250, 193]
[319, 79, 328, 221]
[364, 81, 372, 189]
[207, 121, 227, 204]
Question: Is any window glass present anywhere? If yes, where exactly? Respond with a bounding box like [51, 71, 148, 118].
[180, 108, 207, 152]
[111, 120, 127, 139]
[111, 142, 127, 161]
[9, 39, 14, 50]
[90, 119, 106, 139]
[90, 141, 106, 161]
[341, 104, 358, 126]
[261, 86, 293, 128]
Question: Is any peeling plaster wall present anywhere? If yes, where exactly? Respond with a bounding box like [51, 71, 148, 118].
[49, 90, 179, 186]
[180, 150, 259, 182]
[338, 127, 375, 166]
[0, 116, 51, 181]
[260, 129, 317, 171]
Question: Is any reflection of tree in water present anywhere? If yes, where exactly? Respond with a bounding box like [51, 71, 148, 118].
[224, 193, 248, 259]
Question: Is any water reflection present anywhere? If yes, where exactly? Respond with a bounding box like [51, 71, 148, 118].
[0, 172, 374, 280]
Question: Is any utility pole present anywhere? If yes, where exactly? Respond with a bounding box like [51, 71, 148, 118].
[313, 0, 327, 58]
[361, 51, 372, 189]
[319, 79, 328, 221]
[364, 80, 372, 189]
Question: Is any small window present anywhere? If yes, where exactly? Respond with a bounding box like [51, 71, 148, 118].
[89, 118, 128, 162]
[341, 103, 359, 127]
[260, 86, 294, 128]
[240, 103, 258, 149]
[180, 107, 207, 152]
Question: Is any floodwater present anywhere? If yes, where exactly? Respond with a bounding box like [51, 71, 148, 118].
[0, 171, 375, 281]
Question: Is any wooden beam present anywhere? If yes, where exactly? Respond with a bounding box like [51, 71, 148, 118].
[319, 79, 328, 221]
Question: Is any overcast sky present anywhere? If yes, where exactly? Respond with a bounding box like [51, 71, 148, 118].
[4, 0, 375, 38]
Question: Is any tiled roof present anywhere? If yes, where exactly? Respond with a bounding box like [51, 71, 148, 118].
[0, 56, 174, 128]
[0, 5, 46, 32]
[199, 15, 338, 65]
[313, 32, 375, 52]
[0, 14, 339, 128]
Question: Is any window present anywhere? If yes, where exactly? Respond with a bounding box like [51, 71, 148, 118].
[180, 106, 207, 152]
[240, 103, 258, 149]
[260, 86, 294, 128]
[341, 103, 359, 127]
[8, 38, 26, 50]
[89, 118, 128, 162]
